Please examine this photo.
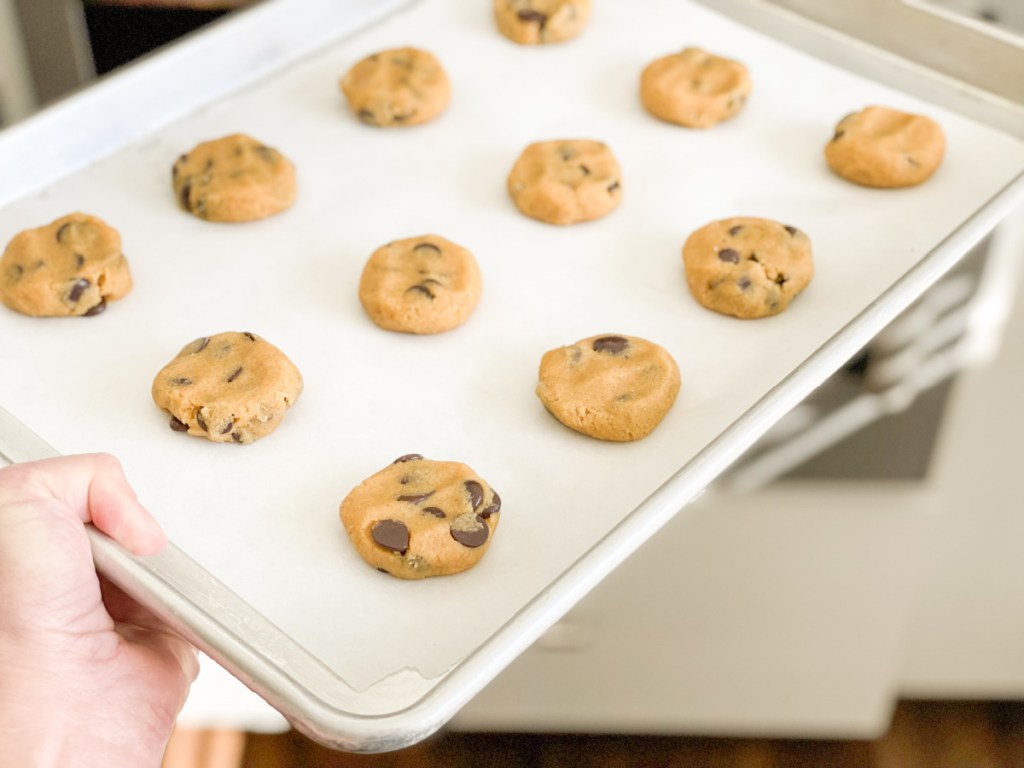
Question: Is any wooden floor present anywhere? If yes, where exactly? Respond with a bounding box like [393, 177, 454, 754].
[240, 700, 1024, 767]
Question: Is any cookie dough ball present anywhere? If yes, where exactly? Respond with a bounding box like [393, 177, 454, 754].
[340, 454, 502, 579]
[172, 134, 297, 222]
[825, 106, 945, 188]
[536, 334, 680, 441]
[340, 47, 450, 127]
[152, 331, 303, 444]
[493, 0, 591, 45]
[358, 235, 482, 334]
[640, 47, 751, 128]
[683, 217, 813, 319]
[0, 213, 132, 317]
[508, 139, 622, 225]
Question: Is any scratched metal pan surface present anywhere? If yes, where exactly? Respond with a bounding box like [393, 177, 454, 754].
[1, 0, 1023, 752]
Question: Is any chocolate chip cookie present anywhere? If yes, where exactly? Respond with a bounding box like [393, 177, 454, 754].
[0, 213, 132, 317]
[358, 235, 482, 334]
[493, 0, 591, 45]
[340, 454, 502, 579]
[682, 217, 813, 319]
[340, 47, 450, 127]
[172, 134, 297, 222]
[824, 106, 945, 188]
[640, 47, 751, 128]
[507, 140, 622, 225]
[152, 331, 303, 444]
[536, 334, 680, 441]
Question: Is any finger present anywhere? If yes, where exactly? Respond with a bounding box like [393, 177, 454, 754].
[1, 454, 167, 556]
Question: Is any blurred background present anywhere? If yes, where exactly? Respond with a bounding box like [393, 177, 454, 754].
[1, 1, 1023, 765]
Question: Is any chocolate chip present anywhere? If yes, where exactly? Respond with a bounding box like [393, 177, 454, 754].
[718, 248, 740, 263]
[413, 242, 441, 253]
[372, 519, 409, 554]
[407, 284, 435, 299]
[8, 264, 24, 281]
[465, 480, 484, 511]
[255, 146, 277, 162]
[832, 129, 845, 142]
[784, 225, 798, 236]
[192, 337, 210, 354]
[180, 182, 192, 212]
[480, 492, 501, 519]
[243, 332, 257, 341]
[75, 254, 85, 267]
[231, 431, 243, 443]
[558, 147, 576, 161]
[775, 274, 789, 286]
[398, 491, 435, 504]
[220, 420, 235, 435]
[226, 367, 243, 383]
[67, 278, 90, 302]
[196, 411, 208, 432]
[517, 9, 548, 25]
[592, 336, 629, 354]
[450, 514, 489, 548]
[737, 277, 752, 291]
[169, 415, 189, 432]
[394, 453, 423, 464]
[56, 223, 71, 242]
[83, 299, 107, 317]
[423, 507, 446, 519]
[906, 156, 920, 168]
[728, 225, 743, 236]
[357, 109, 378, 125]
[607, 181, 621, 193]
[579, 164, 591, 175]
[172, 376, 193, 386]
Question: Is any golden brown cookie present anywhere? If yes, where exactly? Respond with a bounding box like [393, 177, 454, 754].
[0, 213, 132, 317]
[536, 334, 680, 441]
[824, 106, 945, 188]
[172, 134, 297, 222]
[152, 331, 303, 444]
[493, 0, 591, 45]
[640, 47, 751, 129]
[682, 217, 813, 319]
[340, 454, 502, 579]
[507, 139, 622, 225]
[358, 235, 482, 334]
[340, 47, 450, 127]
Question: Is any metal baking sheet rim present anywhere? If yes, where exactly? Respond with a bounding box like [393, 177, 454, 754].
[2, 167, 1022, 753]
[2, 0, 1023, 752]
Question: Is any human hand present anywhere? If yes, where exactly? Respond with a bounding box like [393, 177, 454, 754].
[0, 454, 198, 767]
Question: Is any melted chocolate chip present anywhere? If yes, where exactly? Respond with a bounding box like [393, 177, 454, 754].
[231, 431, 243, 443]
[220, 420, 235, 435]
[372, 519, 409, 554]
[56, 223, 71, 242]
[423, 507, 446, 519]
[592, 336, 629, 354]
[196, 411, 208, 432]
[718, 248, 740, 264]
[180, 182, 192, 212]
[407, 284, 436, 299]
[192, 337, 210, 354]
[579, 164, 591, 175]
[84, 299, 107, 317]
[784, 225, 798, 236]
[728, 225, 743, 236]
[398, 491, 435, 504]
[450, 515, 489, 548]
[169, 415, 189, 432]
[67, 278, 90, 303]
[480, 491, 501, 519]
[607, 181, 621, 193]
[775, 274, 789, 286]
[75, 254, 85, 267]
[413, 242, 441, 253]
[465, 480, 484, 511]
[517, 9, 548, 25]
[226, 367, 243, 383]
[394, 453, 423, 464]
[172, 377, 193, 386]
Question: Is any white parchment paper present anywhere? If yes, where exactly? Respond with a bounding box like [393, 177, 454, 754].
[1, 0, 1023, 706]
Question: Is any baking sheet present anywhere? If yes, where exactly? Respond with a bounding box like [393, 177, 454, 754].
[2, 0, 1023, 718]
